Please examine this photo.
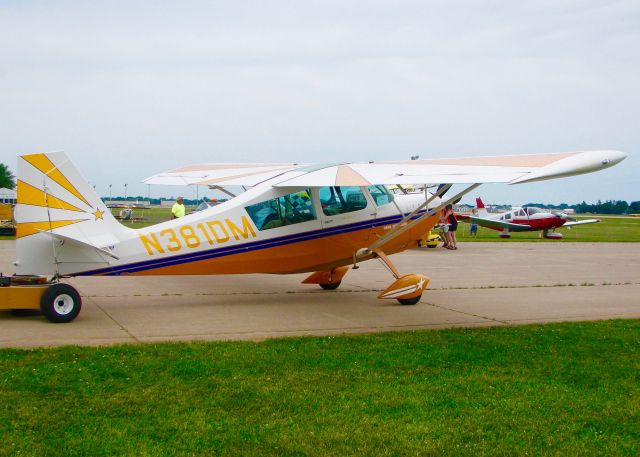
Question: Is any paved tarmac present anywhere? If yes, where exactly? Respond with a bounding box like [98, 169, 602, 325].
[1, 240, 639, 348]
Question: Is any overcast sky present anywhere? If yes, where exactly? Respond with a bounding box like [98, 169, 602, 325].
[0, 0, 638, 204]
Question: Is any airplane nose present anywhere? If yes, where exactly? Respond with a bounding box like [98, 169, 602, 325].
[557, 212, 576, 222]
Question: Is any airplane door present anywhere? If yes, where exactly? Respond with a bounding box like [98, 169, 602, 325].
[316, 186, 376, 241]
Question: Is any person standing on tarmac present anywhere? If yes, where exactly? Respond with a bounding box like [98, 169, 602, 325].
[171, 196, 186, 219]
[444, 204, 458, 250]
[469, 208, 479, 237]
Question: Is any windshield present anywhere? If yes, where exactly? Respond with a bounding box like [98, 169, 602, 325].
[368, 185, 394, 206]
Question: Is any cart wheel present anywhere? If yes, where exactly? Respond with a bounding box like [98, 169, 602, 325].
[397, 294, 421, 305]
[40, 283, 82, 323]
[320, 281, 341, 290]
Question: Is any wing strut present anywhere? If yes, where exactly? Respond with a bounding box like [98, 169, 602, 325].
[207, 185, 237, 198]
[362, 183, 481, 256]
[367, 184, 452, 252]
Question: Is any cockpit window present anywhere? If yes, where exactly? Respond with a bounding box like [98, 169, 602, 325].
[319, 186, 368, 216]
[525, 207, 542, 215]
[367, 185, 394, 206]
[245, 188, 316, 231]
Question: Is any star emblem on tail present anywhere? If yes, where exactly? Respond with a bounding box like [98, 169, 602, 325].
[92, 208, 104, 220]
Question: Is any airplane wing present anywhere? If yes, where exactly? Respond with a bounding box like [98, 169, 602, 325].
[460, 216, 533, 232]
[144, 163, 301, 187]
[562, 218, 601, 227]
[144, 150, 627, 187]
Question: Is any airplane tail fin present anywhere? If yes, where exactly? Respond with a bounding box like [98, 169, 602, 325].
[15, 152, 131, 275]
[475, 197, 489, 217]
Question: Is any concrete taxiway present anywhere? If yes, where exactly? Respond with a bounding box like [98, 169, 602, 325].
[1, 240, 639, 348]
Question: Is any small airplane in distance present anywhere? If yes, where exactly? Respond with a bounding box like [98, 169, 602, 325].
[458, 197, 601, 239]
[10, 149, 626, 321]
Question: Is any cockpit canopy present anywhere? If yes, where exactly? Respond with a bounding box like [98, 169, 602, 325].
[244, 185, 395, 231]
[523, 207, 544, 215]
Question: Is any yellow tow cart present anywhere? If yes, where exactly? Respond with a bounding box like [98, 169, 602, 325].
[0, 275, 82, 323]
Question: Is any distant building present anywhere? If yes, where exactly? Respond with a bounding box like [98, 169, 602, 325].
[454, 204, 473, 213]
[0, 187, 16, 204]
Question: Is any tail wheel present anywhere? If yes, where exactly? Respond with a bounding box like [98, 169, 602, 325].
[319, 281, 341, 290]
[40, 283, 82, 323]
[397, 294, 421, 305]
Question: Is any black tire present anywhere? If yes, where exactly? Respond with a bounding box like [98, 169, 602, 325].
[397, 294, 421, 305]
[40, 283, 82, 323]
[319, 281, 341, 290]
[427, 244, 437, 249]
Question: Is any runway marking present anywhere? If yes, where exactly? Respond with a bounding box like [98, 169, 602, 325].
[421, 301, 509, 326]
[79, 281, 638, 298]
[89, 297, 140, 343]
[82, 288, 379, 298]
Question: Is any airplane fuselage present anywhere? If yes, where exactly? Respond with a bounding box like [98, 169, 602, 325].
[489, 210, 567, 231]
[93, 186, 439, 276]
[16, 180, 440, 277]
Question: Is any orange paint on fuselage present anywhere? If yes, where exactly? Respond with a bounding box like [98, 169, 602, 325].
[127, 214, 439, 276]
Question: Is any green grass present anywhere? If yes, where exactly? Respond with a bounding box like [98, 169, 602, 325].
[110, 206, 180, 229]
[1, 320, 638, 456]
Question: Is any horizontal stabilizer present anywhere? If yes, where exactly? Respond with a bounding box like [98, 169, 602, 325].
[38, 230, 120, 260]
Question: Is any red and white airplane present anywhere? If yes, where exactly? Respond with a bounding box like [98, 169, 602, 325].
[459, 197, 601, 239]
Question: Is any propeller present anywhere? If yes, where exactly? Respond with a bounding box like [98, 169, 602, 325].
[552, 211, 576, 221]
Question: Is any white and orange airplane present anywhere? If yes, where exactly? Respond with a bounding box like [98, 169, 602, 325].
[459, 197, 602, 239]
[13, 150, 626, 322]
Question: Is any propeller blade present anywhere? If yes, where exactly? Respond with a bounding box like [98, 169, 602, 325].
[552, 211, 576, 221]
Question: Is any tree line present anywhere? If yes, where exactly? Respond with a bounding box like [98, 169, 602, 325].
[0, 164, 15, 189]
[524, 200, 640, 214]
[107, 196, 215, 206]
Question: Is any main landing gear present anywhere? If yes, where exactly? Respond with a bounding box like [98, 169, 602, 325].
[302, 250, 430, 305]
[500, 229, 511, 238]
[541, 230, 563, 240]
[302, 266, 350, 290]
